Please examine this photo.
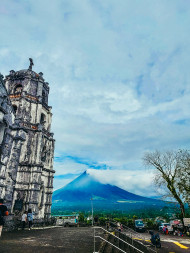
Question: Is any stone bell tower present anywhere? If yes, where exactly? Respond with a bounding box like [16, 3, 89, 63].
[2, 59, 55, 220]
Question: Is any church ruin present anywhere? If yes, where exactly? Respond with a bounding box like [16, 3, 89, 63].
[0, 59, 55, 222]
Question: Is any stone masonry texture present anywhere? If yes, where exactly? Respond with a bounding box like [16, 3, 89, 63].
[0, 60, 55, 226]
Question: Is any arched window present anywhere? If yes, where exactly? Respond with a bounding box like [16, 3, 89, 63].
[0, 123, 5, 145]
[14, 84, 22, 94]
[12, 105, 17, 114]
[42, 91, 46, 104]
[40, 113, 46, 125]
[39, 185, 45, 209]
[41, 146, 47, 162]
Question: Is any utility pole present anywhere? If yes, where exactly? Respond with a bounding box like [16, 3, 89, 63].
[91, 197, 93, 226]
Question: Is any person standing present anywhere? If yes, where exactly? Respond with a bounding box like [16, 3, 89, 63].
[117, 222, 121, 232]
[21, 211, 27, 230]
[27, 209, 33, 230]
[0, 199, 9, 237]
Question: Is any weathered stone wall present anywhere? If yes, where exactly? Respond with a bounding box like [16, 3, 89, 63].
[0, 63, 55, 224]
[0, 73, 16, 203]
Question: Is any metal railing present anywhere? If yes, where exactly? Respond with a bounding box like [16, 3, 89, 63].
[94, 226, 145, 253]
[95, 236, 127, 253]
[110, 221, 147, 241]
[110, 221, 157, 253]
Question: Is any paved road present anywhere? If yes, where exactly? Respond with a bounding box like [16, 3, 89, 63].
[124, 230, 190, 253]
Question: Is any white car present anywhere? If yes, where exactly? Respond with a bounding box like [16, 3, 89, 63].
[135, 219, 145, 232]
[159, 223, 173, 233]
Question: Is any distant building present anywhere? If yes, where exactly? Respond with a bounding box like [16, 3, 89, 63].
[53, 214, 79, 226]
[0, 59, 55, 222]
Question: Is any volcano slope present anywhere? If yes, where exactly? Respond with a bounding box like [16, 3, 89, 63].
[52, 171, 168, 212]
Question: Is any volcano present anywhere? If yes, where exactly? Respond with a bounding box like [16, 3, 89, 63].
[52, 171, 164, 211]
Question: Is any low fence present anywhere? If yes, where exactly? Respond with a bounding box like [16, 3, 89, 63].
[97, 224, 157, 253]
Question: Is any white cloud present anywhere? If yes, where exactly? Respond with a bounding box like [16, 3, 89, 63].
[1, 0, 190, 195]
[87, 168, 156, 197]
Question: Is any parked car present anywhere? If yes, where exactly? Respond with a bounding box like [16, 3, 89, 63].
[159, 223, 173, 233]
[135, 219, 145, 232]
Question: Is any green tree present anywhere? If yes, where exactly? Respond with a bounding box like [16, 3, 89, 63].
[78, 212, 85, 222]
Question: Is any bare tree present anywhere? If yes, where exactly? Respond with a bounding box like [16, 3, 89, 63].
[143, 150, 186, 222]
[177, 150, 190, 207]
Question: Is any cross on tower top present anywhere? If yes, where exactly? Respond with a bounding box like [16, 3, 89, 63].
[28, 58, 34, 70]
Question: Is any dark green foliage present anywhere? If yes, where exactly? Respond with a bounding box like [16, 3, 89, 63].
[99, 217, 107, 226]
[78, 213, 85, 222]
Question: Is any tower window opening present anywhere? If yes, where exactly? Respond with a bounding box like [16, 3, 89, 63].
[0, 123, 5, 145]
[41, 146, 47, 162]
[14, 84, 22, 94]
[39, 185, 45, 209]
[12, 105, 17, 114]
[42, 91, 46, 104]
[40, 113, 46, 125]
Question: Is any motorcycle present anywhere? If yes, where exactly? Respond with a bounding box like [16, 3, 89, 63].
[149, 231, 161, 248]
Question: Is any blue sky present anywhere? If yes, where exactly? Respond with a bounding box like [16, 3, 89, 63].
[1, 0, 190, 197]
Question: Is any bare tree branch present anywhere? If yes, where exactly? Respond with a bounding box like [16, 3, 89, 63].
[143, 150, 189, 223]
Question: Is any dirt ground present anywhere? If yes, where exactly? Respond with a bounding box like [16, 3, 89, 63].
[0, 226, 101, 253]
[1, 226, 190, 253]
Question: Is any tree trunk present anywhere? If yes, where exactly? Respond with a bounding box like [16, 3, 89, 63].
[180, 204, 185, 227]
[168, 182, 185, 225]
